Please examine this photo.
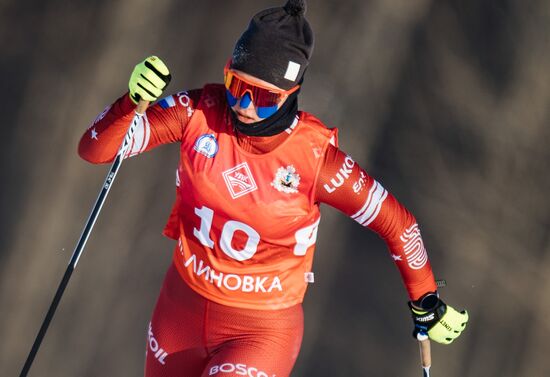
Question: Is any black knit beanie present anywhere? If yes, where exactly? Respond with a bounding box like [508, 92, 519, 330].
[231, 0, 314, 90]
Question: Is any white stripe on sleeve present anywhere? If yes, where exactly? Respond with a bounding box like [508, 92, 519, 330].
[125, 114, 151, 158]
[351, 180, 388, 226]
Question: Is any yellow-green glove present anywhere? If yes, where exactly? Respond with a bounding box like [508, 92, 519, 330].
[409, 292, 468, 344]
[128, 56, 171, 104]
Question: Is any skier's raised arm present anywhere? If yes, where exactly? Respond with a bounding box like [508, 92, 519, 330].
[78, 56, 200, 164]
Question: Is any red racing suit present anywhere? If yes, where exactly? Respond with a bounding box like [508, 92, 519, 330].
[79, 84, 437, 376]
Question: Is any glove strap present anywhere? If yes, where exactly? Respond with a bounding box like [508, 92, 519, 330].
[412, 291, 439, 311]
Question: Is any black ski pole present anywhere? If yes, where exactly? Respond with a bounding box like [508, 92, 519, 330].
[19, 100, 149, 377]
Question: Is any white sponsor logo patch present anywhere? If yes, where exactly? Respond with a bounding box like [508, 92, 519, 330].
[400, 223, 428, 270]
[284, 60, 301, 81]
[194, 134, 219, 158]
[222, 162, 258, 199]
[271, 165, 300, 194]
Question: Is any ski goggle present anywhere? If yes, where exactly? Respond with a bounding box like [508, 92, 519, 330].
[224, 61, 300, 118]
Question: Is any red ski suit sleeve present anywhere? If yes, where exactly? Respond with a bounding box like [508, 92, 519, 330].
[316, 144, 437, 300]
[78, 91, 200, 163]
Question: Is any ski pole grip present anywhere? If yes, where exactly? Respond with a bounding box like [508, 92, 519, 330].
[419, 337, 431, 367]
[136, 99, 149, 115]
[417, 332, 431, 376]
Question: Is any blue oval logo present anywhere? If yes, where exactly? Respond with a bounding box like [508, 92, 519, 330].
[193, 134, 219, 158]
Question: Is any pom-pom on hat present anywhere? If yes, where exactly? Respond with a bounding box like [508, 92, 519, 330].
[230, 0, 314, 90]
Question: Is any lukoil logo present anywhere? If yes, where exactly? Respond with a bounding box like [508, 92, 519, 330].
[148, 323, 168, 365]
[323, 155, 355, 193]
[209, 363, 276, 377]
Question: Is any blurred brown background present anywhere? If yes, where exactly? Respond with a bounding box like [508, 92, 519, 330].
[1, 0, 549, 376]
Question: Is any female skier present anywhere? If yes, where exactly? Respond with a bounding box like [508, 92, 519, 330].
[78, 1, 468, 376]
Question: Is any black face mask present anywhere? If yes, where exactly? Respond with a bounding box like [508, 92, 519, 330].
[230, 90, 299, 137]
